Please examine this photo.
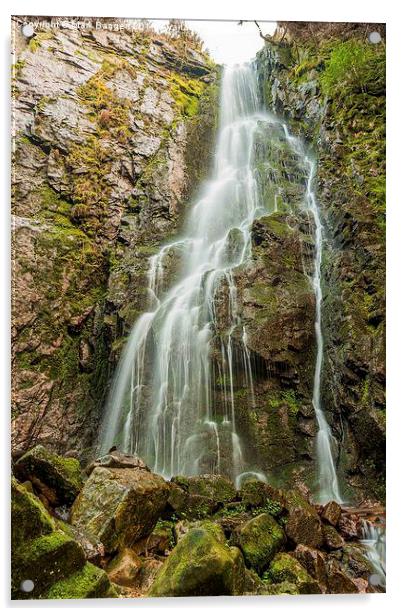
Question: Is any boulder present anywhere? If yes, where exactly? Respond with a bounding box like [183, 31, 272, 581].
[263, 581, 300, 595]
[239, 478, 285, 512]
[45, 562, 118, 599]
[268, 553, 322, 594]
[284, 490, 323, 548]
[148, 522, 245, 596]
[331, 544, 372, 579]
[11, 478, 113, 600]
[134, 520, 175, 556]
[85, 450, 149, 476]
[14, 445, 83, 506]
[323, 524, 345, 550]
[168, 474, 237, 519]
[321, 501, 342, 527]
[294, 544, 327, 586]
[232, 513, 285, 573]
[71, 466, 169, 553]
[106, 548, 142, 587]
[326, 559, 359, 594]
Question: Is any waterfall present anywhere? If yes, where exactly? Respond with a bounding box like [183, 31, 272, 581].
[100, 64, 267, 484]
[360, 519, 386, 588]
[99, 62, 342, 500]
[282, 125, 342, 504]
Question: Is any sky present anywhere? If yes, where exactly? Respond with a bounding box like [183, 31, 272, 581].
[151, 19, 277, 65]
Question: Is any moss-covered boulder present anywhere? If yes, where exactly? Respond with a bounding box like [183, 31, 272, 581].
[71, 466, 169, 553]
[14, 445, 83, 506]
[239, 478, 285, 511]
[284, 490, 323, 548]
[168, 474, 237, 519]
[11, 477, 113, 600]
[45, 562, 117, 599]
[321, 501, 342, 526]
[263, 581, 300, 595]
[323, 524, 345, 550]
[268, 553, 322, 594]
[148, 522, 245, 596]
[232, 513, 285, 573]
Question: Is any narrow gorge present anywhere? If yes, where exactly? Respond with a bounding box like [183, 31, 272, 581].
[11, 18, 385, 599]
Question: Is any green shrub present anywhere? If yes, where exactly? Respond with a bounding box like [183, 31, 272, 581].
[320, 40, 385, 96]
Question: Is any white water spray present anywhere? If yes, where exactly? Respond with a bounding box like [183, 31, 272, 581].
[361, 519, 386, 588]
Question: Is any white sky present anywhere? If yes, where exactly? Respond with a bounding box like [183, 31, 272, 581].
[152, 19, 277, 65]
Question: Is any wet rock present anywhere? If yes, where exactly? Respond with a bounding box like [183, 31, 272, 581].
[323, 524, 345, 550]
[232, 513, 285, 573]
[85, 450, 149, 475]
[294, 544, 327, 586]
[268, 552, 322, 594]
[239, 478, 285, 511]
[148, 522, 245, 597]
[326, 559, 359, 594]
[133, 521, 175, 556]
[168, 474, 236, 519]
[71, 466, 169, 553]
[57, 520, 105, 565]
[338, 513, 360, 540]
[45, 562, 117, 599]
[14, 445, 83, 506]
[11, 477, 113, 600]
[106, 548, 142, 587]
[284, 490, 323, 548]
[321, 501, 342, 526]
[332, 543, 372, 579]
[262, 581, 300, 595]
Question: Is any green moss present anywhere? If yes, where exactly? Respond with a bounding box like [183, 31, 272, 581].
[45, 562, 111, 599]
[15, 445, 83, 505]
[169, 73, 206, 118]
[269, 553, 321, 593]
[11, 478, 55, 548]
[233, 513, 285, 573]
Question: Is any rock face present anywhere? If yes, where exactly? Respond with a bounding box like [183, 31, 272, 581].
[148, 523, 245, 597]
[11, 17, 217, 458]
[255, 28, 385, 501]
[14, 444, 83, 506]
[71, 465, 169, 552]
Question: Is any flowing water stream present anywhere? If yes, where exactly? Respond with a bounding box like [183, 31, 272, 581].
[99, 62, 342, 501]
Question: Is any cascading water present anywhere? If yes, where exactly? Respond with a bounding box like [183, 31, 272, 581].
[100, 64, 268, 486]
[283, 125, 342, 504]
[360, 519, 386, 588]
[99, 61, 342, 500]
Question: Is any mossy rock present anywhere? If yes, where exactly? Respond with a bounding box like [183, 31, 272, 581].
[262, 581, 300, 595]
[14, 445, 83, 506]
[11, 477, 55, 548]
[323, 524, 345, 550]
[269, 552, 322, 594]
[284, 489, 323, 548]
[148, 522, 245, 597]
[12, 530, 86, 599]
[106, 548, 142, 587]
[71, 466, 169, 553]
[44, 562, 114, 599]
[232, 513, 285, 573]
[168, 474, 236, 519]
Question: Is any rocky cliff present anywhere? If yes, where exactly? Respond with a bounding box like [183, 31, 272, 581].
[255, 23, 385, 501]
[11, 18, 218, 459]
[11, 19, 385, 504]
